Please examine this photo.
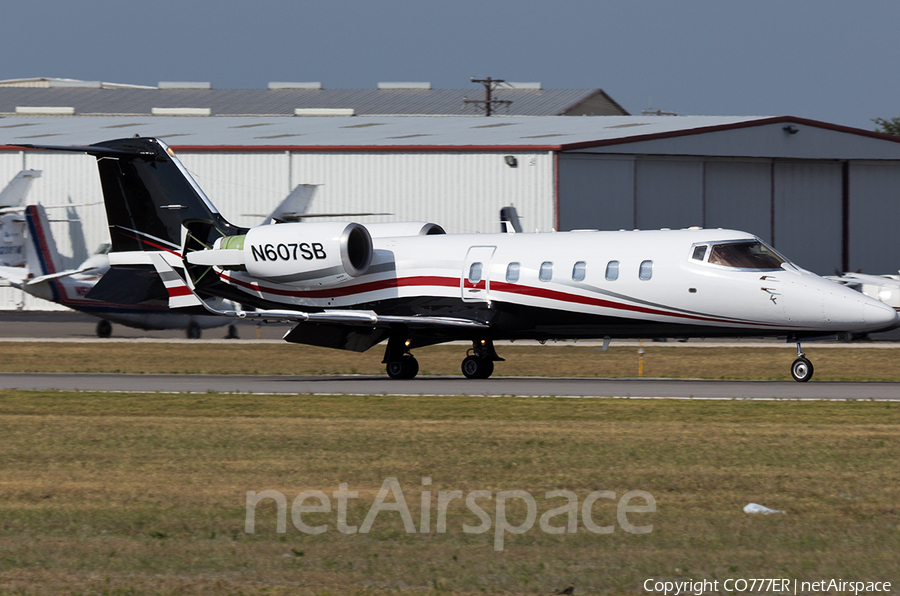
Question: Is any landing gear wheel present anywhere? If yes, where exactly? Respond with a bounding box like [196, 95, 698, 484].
[96, 320, 112, 338]
[186, 322, 202, 339]
[461, 355, 494, 379]
[791, 357, 814, 382]
[386, 355, 419, 379]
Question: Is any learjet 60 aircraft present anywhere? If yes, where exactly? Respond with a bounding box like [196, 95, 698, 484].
[11, 137, 899, 381]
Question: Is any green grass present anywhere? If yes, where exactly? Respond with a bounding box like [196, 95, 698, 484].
[2, 341, 900, 381]
[0, 391, 898, 594]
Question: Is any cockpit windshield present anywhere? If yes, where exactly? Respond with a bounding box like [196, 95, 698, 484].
[706, 241, 785, 270]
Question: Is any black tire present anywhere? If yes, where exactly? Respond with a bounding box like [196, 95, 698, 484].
[225, 325, 239, 339]
[791, 357, 814, 382]
[386, 355, 418, 379]
[186, 322, 202, 339]
[96, 319, 112, 338]
[461, 355, 494, 379]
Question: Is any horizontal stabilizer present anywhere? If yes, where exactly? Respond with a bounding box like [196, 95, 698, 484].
[148, 253, 203, 309]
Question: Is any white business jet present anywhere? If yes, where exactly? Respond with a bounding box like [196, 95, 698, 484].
[10, 138, 898, 381]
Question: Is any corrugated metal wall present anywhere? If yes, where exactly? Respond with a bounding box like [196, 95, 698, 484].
[848, 162, 900, 273]
[635, 159, 704, 229]
[705, 160, 772, 242]
[0, 149, 556, 309]
[557, 155, 633, 231]
[287, 151, 555, 234]
[558, 154, 896, 275]
[772, 161, 843, 274]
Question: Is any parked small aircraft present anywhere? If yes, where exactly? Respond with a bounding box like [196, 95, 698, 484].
[11, 137, 899, 380]
[0, 204, 235, 338]
[827, 272, 900, 310]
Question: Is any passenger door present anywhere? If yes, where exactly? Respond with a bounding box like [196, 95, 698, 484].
[462, 246, 495, 302]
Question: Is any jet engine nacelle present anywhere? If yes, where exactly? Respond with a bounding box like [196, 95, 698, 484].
[364, 222, 445, 237]
[187, 221, 373, 286]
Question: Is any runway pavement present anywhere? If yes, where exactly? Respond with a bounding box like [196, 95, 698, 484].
[2, 372, 899, 399]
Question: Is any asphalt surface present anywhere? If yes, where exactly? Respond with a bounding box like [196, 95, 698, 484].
[1, 372, 898, 399]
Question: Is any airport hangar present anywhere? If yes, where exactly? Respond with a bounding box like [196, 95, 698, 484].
[3, 112, 900, 311]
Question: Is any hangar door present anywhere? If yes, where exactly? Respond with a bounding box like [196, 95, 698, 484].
[557, 155, 634, 231]
[772, 161, 842, 275]
[634, 158, 703, 230]
[704, 160, 772, 243]
[848, 162, 900, 273]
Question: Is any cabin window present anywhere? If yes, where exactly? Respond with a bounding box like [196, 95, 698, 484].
[539, 262, 553, 281]
[572, 261, 586, 281]
[691, 245, 708, 261]
[707, 241, 785, 270]
[468, 262, 482, 283]
[506, 262, 520, 283]
[639, 260, 653, 280]
[605, 260, 619, 281]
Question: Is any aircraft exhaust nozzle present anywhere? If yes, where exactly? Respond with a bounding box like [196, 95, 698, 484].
[186, 235, 247, 270]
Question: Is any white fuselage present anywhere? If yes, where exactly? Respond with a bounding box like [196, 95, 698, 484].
[211, 227, 898, 339]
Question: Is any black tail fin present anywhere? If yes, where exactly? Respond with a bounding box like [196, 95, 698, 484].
[11, 137, 244, 253]
[90, 137, 245, 253]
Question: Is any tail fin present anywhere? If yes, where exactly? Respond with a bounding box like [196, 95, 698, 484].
[90, 138, 245, 253]
[12, 138, 244, 254]
[24, 205, 61, 277]
[0, 170, 41, 210]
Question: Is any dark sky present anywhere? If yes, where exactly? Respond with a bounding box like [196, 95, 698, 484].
[3, 0, 897, 129]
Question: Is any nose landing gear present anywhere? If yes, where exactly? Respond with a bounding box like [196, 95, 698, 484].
[790, 343, 814, 382]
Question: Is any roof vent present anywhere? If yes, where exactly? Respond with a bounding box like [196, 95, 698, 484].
[151, 107, 211, 116]
[504, 82, 542, 90]
[48, 80, 102, 89]
[377, 82, 432, 90]
[15, 106, 76, 115]
[269, 82, 323, 90]
[294, 108, 355, 116]
[158, 81, 212, 90]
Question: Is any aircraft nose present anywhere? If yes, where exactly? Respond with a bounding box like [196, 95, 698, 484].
[865, 299, 900, 331]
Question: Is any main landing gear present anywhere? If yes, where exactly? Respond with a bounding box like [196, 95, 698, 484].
[461, 339, 503, 379]
[790, 342, 814, 382]
[383, 334, 503, 380]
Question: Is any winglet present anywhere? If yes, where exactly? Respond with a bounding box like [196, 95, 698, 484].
[148, 253, 203, 309]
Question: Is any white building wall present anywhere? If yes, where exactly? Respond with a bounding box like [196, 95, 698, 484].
[157, 151, 556, 234]
[288, 151, 555, 234]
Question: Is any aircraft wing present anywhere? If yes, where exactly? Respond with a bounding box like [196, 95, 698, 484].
[23, 263, 100, 286]
[148, 252, 487, 330]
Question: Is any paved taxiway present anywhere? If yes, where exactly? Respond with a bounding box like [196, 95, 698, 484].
[2, 372, 899, 399]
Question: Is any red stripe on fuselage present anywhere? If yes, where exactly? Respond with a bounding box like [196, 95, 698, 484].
[217, 271, 782, 328]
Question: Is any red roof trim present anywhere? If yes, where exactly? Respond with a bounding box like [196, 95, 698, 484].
[168, 144, 562, 153]
[556, 116, 900, 151]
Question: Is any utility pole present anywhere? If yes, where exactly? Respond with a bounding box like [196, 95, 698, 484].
[464, 77, 512, 116]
